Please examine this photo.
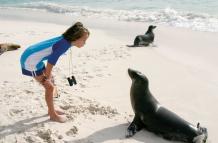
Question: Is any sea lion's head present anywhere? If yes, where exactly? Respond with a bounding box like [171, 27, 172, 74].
[128, 68, 149, 87]
[148, 25, 157, 31]
[128, 68, 152, 111]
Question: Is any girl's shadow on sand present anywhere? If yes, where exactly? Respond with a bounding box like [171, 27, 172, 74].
[0, 114, 49, 139]
[69, 123, 180, 143]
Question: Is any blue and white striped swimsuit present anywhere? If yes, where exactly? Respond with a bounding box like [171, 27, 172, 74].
[20, 36, 71, 77]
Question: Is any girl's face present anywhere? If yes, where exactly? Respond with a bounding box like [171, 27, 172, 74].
[72, 33, 89, 48]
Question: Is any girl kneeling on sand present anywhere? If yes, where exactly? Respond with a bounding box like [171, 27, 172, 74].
[20, 22, 90, 123]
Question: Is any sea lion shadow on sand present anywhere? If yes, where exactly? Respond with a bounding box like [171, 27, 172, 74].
[69, 123, 176, 143]
[69, 124, 126, 143]
[126, 68, 208, 143]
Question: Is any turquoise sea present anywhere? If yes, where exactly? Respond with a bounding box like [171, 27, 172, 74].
[1, 0, 218, 32]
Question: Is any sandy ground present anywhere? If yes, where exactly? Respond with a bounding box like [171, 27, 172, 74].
[0, 13, 218, 143]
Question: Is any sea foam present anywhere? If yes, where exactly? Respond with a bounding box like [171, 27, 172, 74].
[1, 1, 218, 32]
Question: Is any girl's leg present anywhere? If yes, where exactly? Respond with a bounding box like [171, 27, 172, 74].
[50, 75, 60, 98]
[49, 75, 64, 114]
[34, 75, 66, 123]
[38, 74, 64, 114]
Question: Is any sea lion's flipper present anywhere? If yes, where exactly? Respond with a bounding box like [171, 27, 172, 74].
[193, 123, 208, 143]
[193, 134, 208, 143]
[126, 115, 143, 138]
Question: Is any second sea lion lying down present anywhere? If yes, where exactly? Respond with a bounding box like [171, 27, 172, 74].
[0, 43, 21, 55]
[127, 25, 156, 47]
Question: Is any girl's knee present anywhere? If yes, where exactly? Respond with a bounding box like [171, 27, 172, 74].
[44, 81, 54, 91]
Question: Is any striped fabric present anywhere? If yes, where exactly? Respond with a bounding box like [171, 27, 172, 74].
[20, 36, 71, 76]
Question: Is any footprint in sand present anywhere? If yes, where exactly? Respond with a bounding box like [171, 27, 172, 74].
[65, 126, 78, 137]
[9, 108, 24, 116]
[79, 83, 86, 88]
[24, 90, 34, 94]
[25, 135, 42, 143]
[86, 75, 94, 79]
[37, 129, 54, 142]
[96, 74, 103, 77]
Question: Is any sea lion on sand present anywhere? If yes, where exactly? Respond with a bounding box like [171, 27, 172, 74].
[127, 25, 156, 47]
[0, 43, 21, 55]
[126, 68, 208, 143]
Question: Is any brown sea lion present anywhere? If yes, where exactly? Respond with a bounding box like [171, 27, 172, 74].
[0, 43, 21, 55]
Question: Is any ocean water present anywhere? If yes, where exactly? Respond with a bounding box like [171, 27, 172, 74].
[1, 0, 218, 32]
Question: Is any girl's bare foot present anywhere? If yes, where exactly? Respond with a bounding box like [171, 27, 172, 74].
[55, 108, 65, 115]
[50, 114, 67, 123]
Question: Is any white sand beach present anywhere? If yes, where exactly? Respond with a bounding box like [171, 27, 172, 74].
[0, 9, 218, 143]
